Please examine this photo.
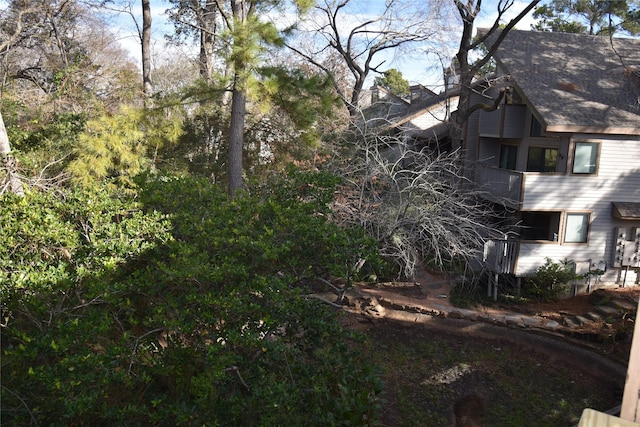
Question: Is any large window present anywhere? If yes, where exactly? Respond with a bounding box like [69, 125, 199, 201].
[499, 145, 517, 169]
[564, 213, 590, 243]
[530, 115, 543, 137]
[526, 147, 558, 172]
[520, 211, 561, 241]
[572, 142, 599, 174]
[519, 211, 590, 243]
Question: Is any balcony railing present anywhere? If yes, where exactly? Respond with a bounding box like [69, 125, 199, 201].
[474, 164, 523, 209]
[483, 239, 518, 275]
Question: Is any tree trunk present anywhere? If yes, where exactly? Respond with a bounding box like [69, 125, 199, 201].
[199, 3, 216, 84]
[227, 73, 246, 198]
[227, 0, 248, 198]
[0, 111, 24, 196]
[141, 0, 153, 105]
[348, 77, 366, 121]
[451, 0, 540, 175]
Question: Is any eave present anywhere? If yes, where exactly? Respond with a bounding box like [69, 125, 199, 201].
[546, 125, 640, 136]
[612, 202, 640, 221]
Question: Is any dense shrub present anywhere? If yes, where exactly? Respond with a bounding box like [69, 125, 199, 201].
[1, 171, 383, 425]
[524, 258, 576, 301]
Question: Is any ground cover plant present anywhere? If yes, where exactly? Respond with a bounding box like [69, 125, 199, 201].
[1, 169, 383, 425]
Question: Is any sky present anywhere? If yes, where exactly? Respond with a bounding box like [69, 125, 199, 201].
[393, 0, 540, 88]
[107, 0, 540, 91]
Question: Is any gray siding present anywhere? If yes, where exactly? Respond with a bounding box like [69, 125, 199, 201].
[516, 136, 640, 282]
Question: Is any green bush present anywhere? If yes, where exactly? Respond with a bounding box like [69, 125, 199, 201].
[1, 170, 383, 425]
[524, 258, 576, 301]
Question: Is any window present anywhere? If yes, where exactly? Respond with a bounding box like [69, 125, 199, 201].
[564, 213, 590, 243]
[526, 147, 558, 172]
[520, 211, 561, 241]
[530, 115, 543, 137]
[572, 142, 599, 174]
[499, 145, 517, 169]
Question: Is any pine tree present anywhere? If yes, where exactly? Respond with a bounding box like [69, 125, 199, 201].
[374, 69, 410, 98]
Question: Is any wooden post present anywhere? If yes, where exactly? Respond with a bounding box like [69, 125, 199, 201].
[493, 273, 498, 301]
[621, 294, 640, 422]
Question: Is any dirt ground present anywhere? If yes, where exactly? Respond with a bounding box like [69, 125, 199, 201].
[337, 284, 639, 426]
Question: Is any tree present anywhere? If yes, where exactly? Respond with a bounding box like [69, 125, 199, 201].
[166, 0, 221, 83]
[532, 0, 640, 35]
[226, 0, 249, 197]
[374, 68, 410, 97]
[67, 106, 183, 187]
[289, 0, 443, 119]
[0, 111, 24, 195]
[0, 0, 141, 184]
[450, 0, 541, 151]
[330, 134, 502, 278]
[166, 0, 327, 197]
[1, 1, 139, 110]
[141, 0, 153, 102]
[95, 0, 157, 102]
[0, 1, 37, 196]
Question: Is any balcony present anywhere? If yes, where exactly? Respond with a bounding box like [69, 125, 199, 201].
[474, 164, 523, 209]
[483, 239, 518, 274]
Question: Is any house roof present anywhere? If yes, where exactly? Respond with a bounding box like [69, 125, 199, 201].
[363, 84, 458, 136]
[612, 202, 640, 220]
[486, 30, 640, 135]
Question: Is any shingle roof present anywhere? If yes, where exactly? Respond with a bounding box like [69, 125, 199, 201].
[612, 202, 640, 220]
[487, 30, 640, 134]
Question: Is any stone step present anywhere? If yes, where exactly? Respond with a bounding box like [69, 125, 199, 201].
[564, 317, 579, 328]
[585, 311, 603, 322]
[594, 305, 620, 316]
[574, 315, 593, 326]
[609, 298, 636, 312]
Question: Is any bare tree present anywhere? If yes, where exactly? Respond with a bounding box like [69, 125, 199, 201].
[166, 0, 220, 83]
[288, 0, 444, 119]
[450, 0, 540, 148]
[2, 0, 138, 112]
[96, 0, 155, 103]
[0, 2, 38, 196]
[0, 111, 24, 196]
[330, 134, 503, 279]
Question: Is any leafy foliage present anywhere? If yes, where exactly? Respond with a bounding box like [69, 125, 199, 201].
[1, 170, 383, 425]
[524, 258, 577, 301]
[163, 67, 338, 186]
[67, 106, 183, 188]
[374, 68, 410, 98]
[532, 0, 640, 35]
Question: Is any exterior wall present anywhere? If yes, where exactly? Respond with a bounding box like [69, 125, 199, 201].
[515, 136, 640, 285]
[472, 102, 640, 284]
[477, 107, 570, 173]
[407, 100, 453, 131]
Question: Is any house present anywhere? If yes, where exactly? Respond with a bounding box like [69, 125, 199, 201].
[361, 83, 459, 154]
[466, 29, 640, 290]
